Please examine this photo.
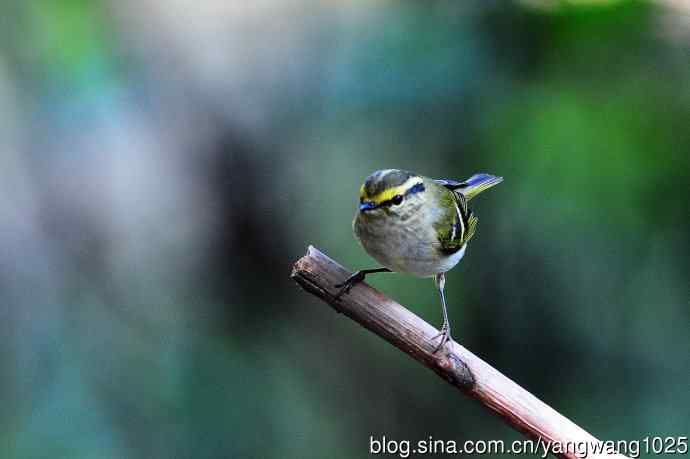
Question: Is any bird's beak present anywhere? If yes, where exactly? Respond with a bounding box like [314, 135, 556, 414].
[359, 201, 378, 212]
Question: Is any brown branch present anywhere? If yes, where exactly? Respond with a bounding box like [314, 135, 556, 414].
[291, 246, 628, 459]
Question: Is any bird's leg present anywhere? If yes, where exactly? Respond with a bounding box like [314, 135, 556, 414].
[334, 267, 391, 299]
[431, 272, 454, 353]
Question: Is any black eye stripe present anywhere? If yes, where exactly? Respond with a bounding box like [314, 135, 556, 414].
[378, 199, 395, 208]
[407, 182, 425, 195]
[378, 182, 425, 207]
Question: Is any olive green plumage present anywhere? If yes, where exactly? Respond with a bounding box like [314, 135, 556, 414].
[434, 186, 477, 255]
[337, 168, 502, 352]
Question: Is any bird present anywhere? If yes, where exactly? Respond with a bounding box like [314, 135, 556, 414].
[334, 169, 502, 352]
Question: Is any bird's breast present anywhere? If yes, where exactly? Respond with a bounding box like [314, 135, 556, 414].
[353, 207, 465, 277]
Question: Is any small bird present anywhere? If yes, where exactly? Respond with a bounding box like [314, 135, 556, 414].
[335, 169, 502, 352]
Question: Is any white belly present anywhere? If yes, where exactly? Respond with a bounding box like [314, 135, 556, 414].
[354, 213, 466, 277]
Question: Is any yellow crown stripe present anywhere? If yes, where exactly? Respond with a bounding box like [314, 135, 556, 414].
[362, 177, 423, 204]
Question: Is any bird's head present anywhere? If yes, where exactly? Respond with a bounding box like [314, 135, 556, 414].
[357, 169, 427, 219]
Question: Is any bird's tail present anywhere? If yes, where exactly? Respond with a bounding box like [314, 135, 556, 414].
[458, 173, 503, 201]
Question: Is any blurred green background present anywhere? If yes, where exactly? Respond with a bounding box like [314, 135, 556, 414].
[0, 1, 688, 458]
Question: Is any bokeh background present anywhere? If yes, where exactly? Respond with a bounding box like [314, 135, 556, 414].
[0, 1, 688, 458]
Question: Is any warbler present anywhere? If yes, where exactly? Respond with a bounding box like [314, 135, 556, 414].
[335, 169, 502, 352]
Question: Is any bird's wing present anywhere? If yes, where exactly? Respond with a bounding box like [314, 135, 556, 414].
[434, 178, 464, 189]
[435, 174, 503, 201]
[434, 189, 478, 255]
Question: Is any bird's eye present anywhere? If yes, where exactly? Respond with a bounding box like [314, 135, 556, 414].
[391, 194, 403, 205]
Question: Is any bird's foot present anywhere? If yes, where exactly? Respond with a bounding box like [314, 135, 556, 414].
[432, 324, 453, 353]
[334, 271, 365, 299]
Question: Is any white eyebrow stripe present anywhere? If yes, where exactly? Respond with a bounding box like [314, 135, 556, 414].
[377, 169, 396, 178]
[400, 177, 424, 192]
